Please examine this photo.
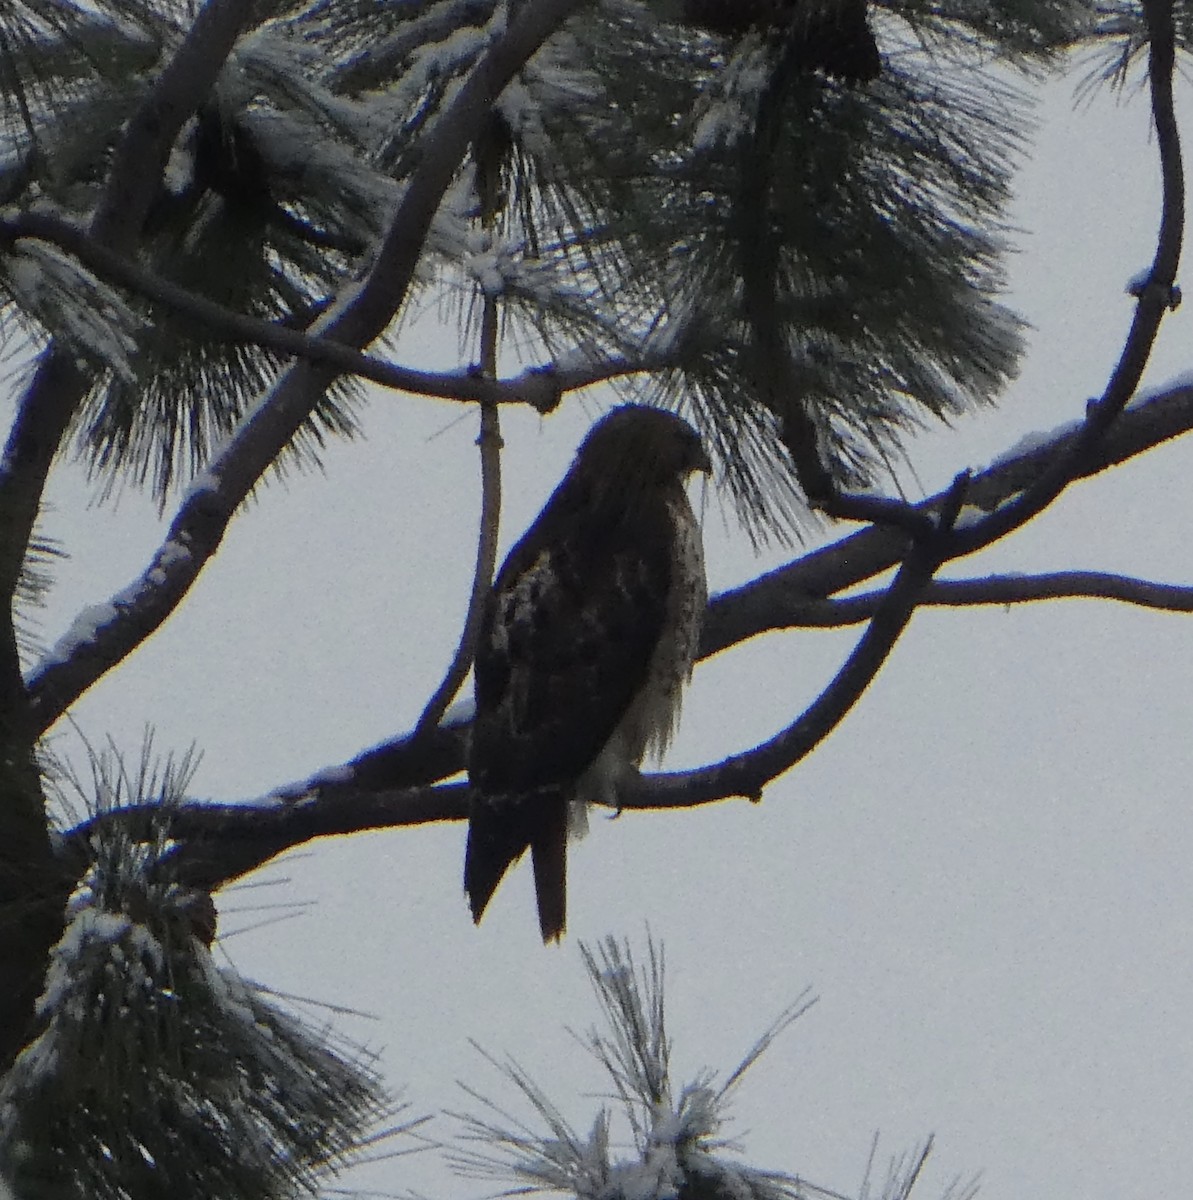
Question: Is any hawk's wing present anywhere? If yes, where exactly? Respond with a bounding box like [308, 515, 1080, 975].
[465, 503, 673, 937]
[471, 522, 673, 791]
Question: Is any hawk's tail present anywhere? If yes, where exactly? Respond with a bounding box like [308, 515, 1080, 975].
[465, 787, 568, 943]
[530, 799, 567, 943]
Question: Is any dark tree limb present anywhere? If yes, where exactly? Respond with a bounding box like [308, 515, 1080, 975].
[918, 571, 1193, 614]
[61, 785, 470, 893]
[761, 571, 1193, 628]
[59, 722, 475, 889]
[702, 384, 1193, 655]
[23, 0, 587, 737]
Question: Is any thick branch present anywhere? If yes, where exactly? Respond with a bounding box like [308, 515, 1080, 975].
[62, 785, 469, 893]
[24, 0, 586, 736]
[58, 721, 472, 888]
[703, 384, 1193, 655]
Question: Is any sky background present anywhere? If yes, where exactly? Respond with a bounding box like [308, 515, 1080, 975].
[14, 59, 1193, 1200]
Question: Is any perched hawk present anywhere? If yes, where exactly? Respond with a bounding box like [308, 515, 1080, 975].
[465, 405, 710, 942]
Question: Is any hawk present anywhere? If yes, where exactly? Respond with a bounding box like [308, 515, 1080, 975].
[465, 405, 710, 942]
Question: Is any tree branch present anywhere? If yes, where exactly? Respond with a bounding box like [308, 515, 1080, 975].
[764, 571, 1193, 628]
[0, 209, 658, 411]
[61, 784, 470, 893]
[416, 309, 504, 733]
[24, 0, 587, 736]
[702, 384, 1193, 655]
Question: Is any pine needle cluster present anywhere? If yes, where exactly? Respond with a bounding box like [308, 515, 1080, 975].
[0, 741, 391, 1200]
[452, 935, 950, 1200]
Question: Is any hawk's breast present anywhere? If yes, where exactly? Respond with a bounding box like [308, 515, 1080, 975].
[577, 489, 706, 807]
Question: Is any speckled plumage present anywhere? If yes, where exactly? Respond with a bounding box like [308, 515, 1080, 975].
[465, 406, 710, 942]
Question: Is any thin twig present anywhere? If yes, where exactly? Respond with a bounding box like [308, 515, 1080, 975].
[748, 570, 1193, 628]
[416, 108, 511, 734]
[416, 308, 505, 732]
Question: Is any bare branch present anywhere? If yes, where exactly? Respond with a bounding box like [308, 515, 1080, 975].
[416, 298, 505, 733]
[90, 1, 253, 247]
[24, 0, 587, 735]
[761, 571, 1193, 628]
[0, 209, 658, 410]
[918, 570, 1193, 613]
[702, 384, 1193, 656]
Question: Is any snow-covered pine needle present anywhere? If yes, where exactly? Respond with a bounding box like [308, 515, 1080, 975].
[451, 934, 834, 1200]
[2, 236, 143, 381]
[1, 734, 401, 1200]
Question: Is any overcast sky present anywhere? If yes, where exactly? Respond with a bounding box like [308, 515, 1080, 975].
[18, 62, 1193, 1200]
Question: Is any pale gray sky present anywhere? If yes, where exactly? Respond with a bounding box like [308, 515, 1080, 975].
[23, 67, 1193, 1200]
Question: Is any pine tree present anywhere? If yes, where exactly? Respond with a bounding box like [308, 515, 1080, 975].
[0, 2, 1187, 1196]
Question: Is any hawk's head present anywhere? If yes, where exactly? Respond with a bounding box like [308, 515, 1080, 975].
[576, 405, 711, 487]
